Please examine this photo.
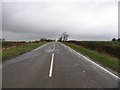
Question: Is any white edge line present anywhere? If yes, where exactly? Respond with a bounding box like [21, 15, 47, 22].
[49, 54, 54, 77]
[3, 42, 52, 66]
[59, 42, 120, 80]
[32, 42, 50, 51]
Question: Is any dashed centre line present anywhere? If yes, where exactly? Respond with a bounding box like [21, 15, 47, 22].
[53, 43, 55, 49]
[49, 53, 55, 78]
[49, 43, 56, 77]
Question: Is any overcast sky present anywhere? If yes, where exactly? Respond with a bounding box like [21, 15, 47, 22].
[1, 0, 119, 41]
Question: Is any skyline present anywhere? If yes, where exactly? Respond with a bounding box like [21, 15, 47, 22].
[1, 0, 119, 41]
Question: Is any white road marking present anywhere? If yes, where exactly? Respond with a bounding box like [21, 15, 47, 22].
[3, 42, 51, 66]
[32, 43, 50, 51]
[59, 42, 120, 80]
[91, 80, 94, 82]
[49, 54, 55, 77]
[53, 43, 55, 49]
[82, 71, 86, 73]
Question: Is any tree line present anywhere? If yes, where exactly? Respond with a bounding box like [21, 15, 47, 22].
[112, 38, 120, 42]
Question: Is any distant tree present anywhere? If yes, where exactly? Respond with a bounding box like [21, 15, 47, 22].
[112, 38, 116, 41]
[59, 36, 62, 41]
[117, 38, 120, 42]
[62, 32, 69, 41]
[0, 38, 5, 42]
[34, 40, 39, 43]
[40, 38, 47, 41]
[28, 41, 32, 43]
[46, 39, 53, 42]
[40, 38, 54, 42]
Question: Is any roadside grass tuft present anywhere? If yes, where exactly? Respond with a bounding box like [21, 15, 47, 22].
[64, 42, 119, 72]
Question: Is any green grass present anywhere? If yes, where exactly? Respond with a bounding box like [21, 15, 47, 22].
[2, 42, 47, 61]
[64, 42, 119, 72]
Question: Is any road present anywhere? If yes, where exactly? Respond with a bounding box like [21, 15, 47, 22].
[3, 42, 119, 88]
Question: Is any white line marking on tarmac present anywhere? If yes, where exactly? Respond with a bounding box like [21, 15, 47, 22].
[49, 54, 54, 77]
[59, 42, 120, 80]
[81, 55, 120, 79]
[53, 43, 55, 49]
[32, 43, 50, 51]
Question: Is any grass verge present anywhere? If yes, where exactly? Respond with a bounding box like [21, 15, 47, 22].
[2, 41, 47, 61]
[63, 42, 119, 72]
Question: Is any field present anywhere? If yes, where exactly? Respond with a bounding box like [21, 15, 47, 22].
[67, 41, 120, 59]
[1, 41, 47, 61]
[64, 41, 119, 73]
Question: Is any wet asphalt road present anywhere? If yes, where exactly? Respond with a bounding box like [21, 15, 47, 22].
[3, 42, 119, 88]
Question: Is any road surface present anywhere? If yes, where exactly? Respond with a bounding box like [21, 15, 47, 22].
[3, 42, 119, 88]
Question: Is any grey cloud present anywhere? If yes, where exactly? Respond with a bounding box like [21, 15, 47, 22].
[0, 2, 2, 38]
[118, 2, 120, 38]
[2, 1, 118, 41]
